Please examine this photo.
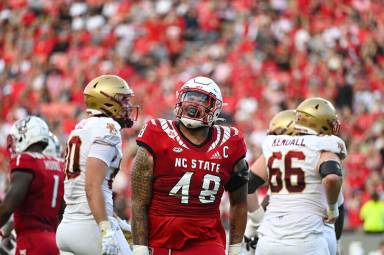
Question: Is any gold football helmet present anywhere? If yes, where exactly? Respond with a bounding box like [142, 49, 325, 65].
[268, 109, 296, 135]
[295, 97, 340, 135]
[84, 75, 139, 128]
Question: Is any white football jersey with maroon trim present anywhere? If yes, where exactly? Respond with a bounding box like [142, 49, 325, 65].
[258, 134, 347, 239]
[62, 116, 122, 221]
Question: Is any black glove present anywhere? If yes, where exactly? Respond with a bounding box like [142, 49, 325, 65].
[244, 235, 259, 251]
[0, 233, 15, 255]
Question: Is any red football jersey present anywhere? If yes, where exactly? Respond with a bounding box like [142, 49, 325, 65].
[9, 152, 64, 234]
[136, 119, 247, 249]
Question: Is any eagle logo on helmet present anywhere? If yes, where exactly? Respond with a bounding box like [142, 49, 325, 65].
[16, 116, 31, 136]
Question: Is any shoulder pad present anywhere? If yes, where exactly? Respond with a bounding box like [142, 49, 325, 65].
[137, 119, 164, 137]
[213, 125, 243, 146]
[88, 118, 121, 146]
[74, 118, 88, 130]
[10, 152, 41, 172]
[306, 135, 347, 159]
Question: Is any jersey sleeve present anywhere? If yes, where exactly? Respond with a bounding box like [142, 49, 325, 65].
[222, 128, 248, 191]
[136, 119, 161, 157]
[88, 119, 122, 166]
[229, 127, 247, 168]
[88, 143, 116, 167]
[307, 135, 348, 160]
[9, 153, 38, 175]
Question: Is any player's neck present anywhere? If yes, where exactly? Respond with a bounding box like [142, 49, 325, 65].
[177, 122, 210, 146]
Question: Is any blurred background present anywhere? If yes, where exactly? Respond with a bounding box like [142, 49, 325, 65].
[0, 0, 383, 254]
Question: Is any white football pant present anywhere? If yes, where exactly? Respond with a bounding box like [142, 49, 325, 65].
[255, 233, 330, 255]
[323, 224, 337, 255]
[56, 217, 132, 255]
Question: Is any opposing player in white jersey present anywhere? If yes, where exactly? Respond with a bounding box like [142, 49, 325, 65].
[244, 110, 296, 255]
[247, 98, 347, 255]
[296, 98, 347, 255]
[56, 75, 139, 255]
[245, 107, 346, 255]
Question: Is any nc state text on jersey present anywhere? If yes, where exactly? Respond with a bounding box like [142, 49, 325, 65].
[272, 138, 306, 147]
[175, 158, 221, 173]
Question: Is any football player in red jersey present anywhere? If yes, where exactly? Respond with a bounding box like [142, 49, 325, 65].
[131, 76, 248, 255]
[0, 116, 64, 255]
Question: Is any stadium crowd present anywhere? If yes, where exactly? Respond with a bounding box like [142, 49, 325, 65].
[0, 0, 383, 232]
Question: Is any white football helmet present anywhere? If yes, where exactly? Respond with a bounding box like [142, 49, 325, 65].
[175, 76, 223, 128]
[7, 116, 50, 154]
[43, 132, 61, 158]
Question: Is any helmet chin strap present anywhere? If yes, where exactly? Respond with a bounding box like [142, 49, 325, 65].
[87, 108, 135, 129]
[118, 118, 133, 129]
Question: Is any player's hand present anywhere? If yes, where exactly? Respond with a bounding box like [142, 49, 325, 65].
[99, 221, 120, 255]
[116, 216, 133, 245]
[244, 219, 258, 238]
[324, 204, 339, 224]
[132, 245, 150, 255]
[244, 219, 259, 251]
